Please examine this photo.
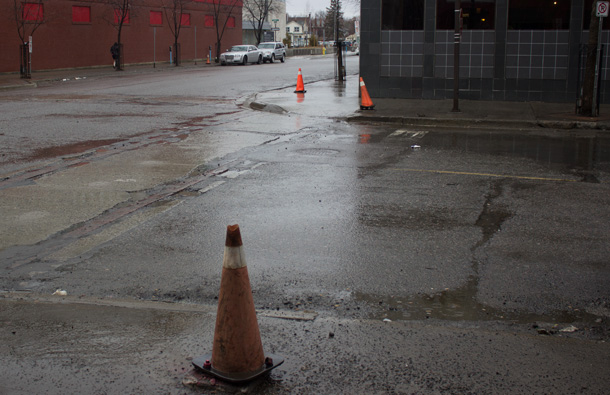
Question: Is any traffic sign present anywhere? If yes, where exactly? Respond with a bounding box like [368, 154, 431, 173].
[271, 27, 280, 31]
[597, 1, 609, 17]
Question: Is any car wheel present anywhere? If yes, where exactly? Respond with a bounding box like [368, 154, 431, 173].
[242, 56, 247, 65]
[221, 62, 226, 66]
[257, 55, 262, 64]
[270, 54, 275, 63]
[280, 55, 285, 63]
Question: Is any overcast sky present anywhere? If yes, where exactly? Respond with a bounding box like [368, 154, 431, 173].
[285, 0, 360, 18]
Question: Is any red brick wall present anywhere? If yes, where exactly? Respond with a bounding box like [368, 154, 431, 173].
[0, 0, 243, 73]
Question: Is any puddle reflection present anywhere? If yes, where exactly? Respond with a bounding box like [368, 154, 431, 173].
[355, 276, 601, 325]
[398, 131, 610, 181]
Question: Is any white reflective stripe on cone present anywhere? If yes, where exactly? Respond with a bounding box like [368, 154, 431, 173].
[223, 246, 247, 269]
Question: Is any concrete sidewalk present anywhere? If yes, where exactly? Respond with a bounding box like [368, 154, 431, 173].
[0, 61, 214, 91]
[251, 75, 610, 131]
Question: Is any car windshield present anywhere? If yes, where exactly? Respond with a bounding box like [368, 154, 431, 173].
[230, 46, 248, 52]
[258, 43, 274, 49]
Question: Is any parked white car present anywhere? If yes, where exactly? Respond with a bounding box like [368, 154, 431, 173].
[258, 42, 286, 63]
[220, 45, 262, 65]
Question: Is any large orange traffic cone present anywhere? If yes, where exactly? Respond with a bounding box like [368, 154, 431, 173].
[294, 68, 306, 93]
[359, 77, 375, 110]
[192, 225, 283, 383]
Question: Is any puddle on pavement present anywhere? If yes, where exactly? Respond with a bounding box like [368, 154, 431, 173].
[388, 130, 610, 182]
[354, 276, 601, 325]
[28, 139, 125, 160]
[333, 81, 346, 97]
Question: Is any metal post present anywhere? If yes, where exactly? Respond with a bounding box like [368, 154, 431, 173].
[592, 16, 603, 116]
[336, 9, 343, 81]
[194, 26, 197, 65]
[153, 27, 156, 68]
[596, 44, 604, 116]
[452, 1, 461, 112]
[28, 36, 32, 78]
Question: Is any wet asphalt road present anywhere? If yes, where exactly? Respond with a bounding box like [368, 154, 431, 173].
[1, 55, 610, 393]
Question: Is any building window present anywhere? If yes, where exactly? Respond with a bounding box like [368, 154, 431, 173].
[382, 0, 424, 30]
[508, 0, 571, 29]
[227, 16, 235, 28]
[180, 13, 191, 26]
[437, 0, 495, 30]
[72, 6, 91, 23]
[22, 3, 44, 22]
[204, 15, 214, 27]
[114, 9, 130, 24]
[150, 11, 162, 25]
[294, 26, 300, 32]
[286, 26, 290, 32]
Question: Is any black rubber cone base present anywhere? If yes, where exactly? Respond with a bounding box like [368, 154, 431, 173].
[360, 105, 375, 110]
[294, 90, 307, 93]
[192, 353, 284, 384]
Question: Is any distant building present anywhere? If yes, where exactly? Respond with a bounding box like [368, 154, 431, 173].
[0, 0, 243, 73]
[286, 17, 310, 47]
[360, 0, 609, 103]
[242, 0, 286, 45]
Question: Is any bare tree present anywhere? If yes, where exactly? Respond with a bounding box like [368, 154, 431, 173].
[11, 0, 46, 43]
[243, 0, 278, 46]
[11, 0, 48, 77]
[163, 0, 191, 66]
[103, 0, 138, 70]
[211, 0, 240, 62]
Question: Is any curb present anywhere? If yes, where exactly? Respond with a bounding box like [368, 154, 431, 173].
[0, 81, 37, 91]
[346, 114, 610, 131]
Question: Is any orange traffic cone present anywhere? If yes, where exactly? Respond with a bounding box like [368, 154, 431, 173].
[294, 68, 306, 93]
[206, 55, 210, 65]
[359, 77, 375, 110]
[192, 225, 283, 383]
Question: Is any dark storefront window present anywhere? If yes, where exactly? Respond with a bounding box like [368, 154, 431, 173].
[508, 0, 571, 29]
[437, 0, 495, 30]
[382, 0, 425, 30]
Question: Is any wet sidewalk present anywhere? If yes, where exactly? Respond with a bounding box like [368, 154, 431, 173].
[252, 75, 610, 131]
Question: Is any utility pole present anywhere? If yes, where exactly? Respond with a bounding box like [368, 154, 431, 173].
[336, 7, 343, 81]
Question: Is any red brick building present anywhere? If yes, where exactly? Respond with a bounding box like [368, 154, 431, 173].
[0, 0, 243, 73]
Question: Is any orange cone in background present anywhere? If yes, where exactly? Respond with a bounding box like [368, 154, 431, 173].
[192, 225, 283, 384]
[294, 68, 307, 93]
[206, 55, 210, 65]
[359, 77, 375, 110]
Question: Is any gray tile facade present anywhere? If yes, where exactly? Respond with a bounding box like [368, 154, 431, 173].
[380, 31, 424, 77]
[360, 0, 609, 103]
[505, 31, 570, 80]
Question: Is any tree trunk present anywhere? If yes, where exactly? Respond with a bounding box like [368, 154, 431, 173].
[174, 39, 179, 66]
[581, 1, 600, 116]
